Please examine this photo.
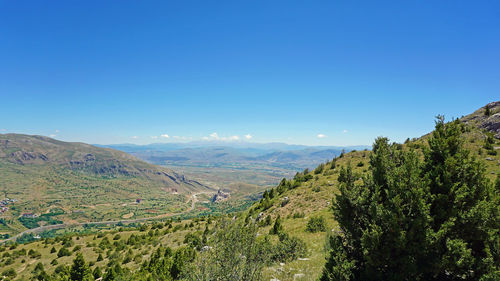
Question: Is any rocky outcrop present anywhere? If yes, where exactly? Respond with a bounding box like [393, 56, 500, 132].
[461, 101, 500, 139]
[212, 189, 230, 203]
[9, 150, 48, 164]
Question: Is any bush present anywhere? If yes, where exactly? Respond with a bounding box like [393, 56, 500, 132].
[293, 212, 305, 219]
[315, 163, 325, 174]
[28, 249, 42, 259]
[269, 216, 283, 235]
[306, 216, 326, 233]
[184, 219, 271, 281]
[2, 268, 16, 278]
[272, 233, 307, 262]
[57, 247, 71, 258]
[261, 215, 272, 226]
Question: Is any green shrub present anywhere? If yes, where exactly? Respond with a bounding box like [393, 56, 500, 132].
[2, 268, 16, 278]
[293, 212, 305, 219]
[57, 247, 71, 258]
[269, 215, 284, 235]
[315, 163, 325, 174]
[306, 216, 326, 233]
[272, 233, 307, 262]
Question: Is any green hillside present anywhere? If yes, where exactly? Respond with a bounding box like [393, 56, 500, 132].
[244, 101, 500, 280]
[0, 134, 212, 237]
[0, 102, 498, 281]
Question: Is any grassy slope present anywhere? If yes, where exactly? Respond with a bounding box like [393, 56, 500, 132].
[0, 220, 207, 280]
[0, 134, 212, 236]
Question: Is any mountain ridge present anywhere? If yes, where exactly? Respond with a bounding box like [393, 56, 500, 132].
[0, 133, 210, 191]
[0, 133, 213, 236]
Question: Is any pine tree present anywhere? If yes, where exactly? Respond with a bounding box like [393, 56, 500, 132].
[92, 266, 102, 280]
[320, 117, 499, 281]
[422, 117, 498, 280]
[70, 253, 94, 281]
[103, 267, 116, 281]
[170, 249, 185, 279]
[321, 137, 429, 281]
[485, 104, 491, 116]
[269, 215, 283, 235]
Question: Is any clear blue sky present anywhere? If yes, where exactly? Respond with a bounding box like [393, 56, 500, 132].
[0, 1, 498, 146]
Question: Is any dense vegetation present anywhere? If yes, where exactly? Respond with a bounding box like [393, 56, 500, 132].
[9, 217, 306, 281]
[321, 117, 499, 281]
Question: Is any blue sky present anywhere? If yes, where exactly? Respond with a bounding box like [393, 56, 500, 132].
[0, 1, 498, 146]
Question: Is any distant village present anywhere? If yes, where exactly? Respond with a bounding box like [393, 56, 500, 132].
[0, 198, 17, 214]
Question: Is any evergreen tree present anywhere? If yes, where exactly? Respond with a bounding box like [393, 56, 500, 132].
[485, 104, 491, 116]
[103, 267, 116, 281]
[322, 137, 429, 281]
[92, 266, 102, 280]
[269, 215, 283, 235]
[262, 190, 269, 200]
[321, 117, 499, 281]
[171, 248, 185, 279]
[422, 117, 498, 280]
[277, 178, 288, 194]
[70, 253, 94, 281]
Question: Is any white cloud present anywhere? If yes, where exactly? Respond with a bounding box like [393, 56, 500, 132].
[151, 136, 158, 139]
[244, 134, 252, 140]
[131, 136, 139, 139]
[343, 129, 348, 134]
[173, 136, 192, 140]
[160, 134, 170, 138]
[317, 134, 327, 139]
[202, 132, 241, 141]
[49, 134, 57, 138]
[0, 129, 6, 132]
[55, 129, 60, 133]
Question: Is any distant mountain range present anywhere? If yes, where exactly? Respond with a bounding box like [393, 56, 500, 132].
[99, 142, 370, 170]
